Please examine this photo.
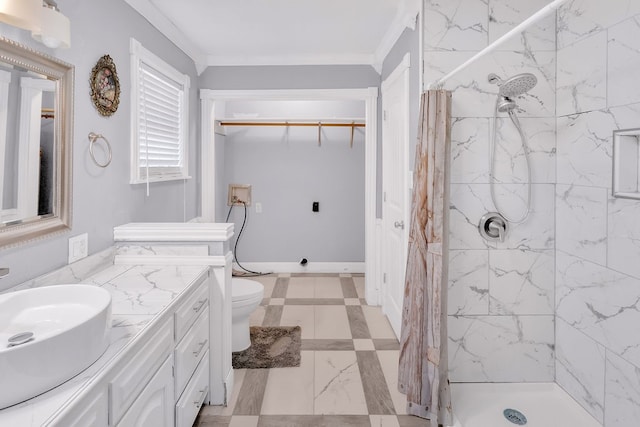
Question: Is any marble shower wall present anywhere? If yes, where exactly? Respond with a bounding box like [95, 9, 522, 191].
[425, 0, 640, 424]
[424, 0, 556, 383]
[555, 0, 640, 425]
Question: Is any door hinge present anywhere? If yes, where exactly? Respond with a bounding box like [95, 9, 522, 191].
[383, 192, 387, 202]
[383, 110, 388, 121]
[383, 273, 387, 284]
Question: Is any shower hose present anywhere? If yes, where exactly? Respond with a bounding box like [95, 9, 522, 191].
[489, 98, 533, 224]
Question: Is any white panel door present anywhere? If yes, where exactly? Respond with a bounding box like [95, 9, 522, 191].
[381, 55, 411, 339]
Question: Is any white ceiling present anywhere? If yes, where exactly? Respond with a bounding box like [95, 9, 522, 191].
[124, 0, 420, 74]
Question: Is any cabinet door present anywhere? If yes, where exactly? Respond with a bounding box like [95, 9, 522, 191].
[52, 387, 108, 427]
[117, 356, 174, 427]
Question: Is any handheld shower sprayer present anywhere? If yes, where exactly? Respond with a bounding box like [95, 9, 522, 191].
[486, 72, 538, 226]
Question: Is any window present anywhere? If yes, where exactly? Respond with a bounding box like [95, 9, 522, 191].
[130, 38, 190, 185]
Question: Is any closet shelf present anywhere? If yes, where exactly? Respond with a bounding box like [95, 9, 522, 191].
[217, 118, 365, 147]
[217, 118, 365, 128]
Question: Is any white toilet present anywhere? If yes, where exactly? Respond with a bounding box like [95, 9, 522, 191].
[231, 278, 264, 352]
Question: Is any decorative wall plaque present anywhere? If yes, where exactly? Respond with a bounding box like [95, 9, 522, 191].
[89, 54, 120, 116]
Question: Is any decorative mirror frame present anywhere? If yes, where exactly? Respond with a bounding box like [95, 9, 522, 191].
[89, 54, 120, 116]
[0, 37, 74, 249]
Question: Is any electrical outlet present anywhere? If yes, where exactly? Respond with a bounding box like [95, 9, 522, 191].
[255, 202, 262, 213]
[68, 233, 88, 264]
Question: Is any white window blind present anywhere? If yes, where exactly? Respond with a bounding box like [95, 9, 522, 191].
[130, 38, 190, 187]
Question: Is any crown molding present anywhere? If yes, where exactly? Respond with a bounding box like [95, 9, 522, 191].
[124, 0, 206, 68]
[372, 0, 421, 73]
[125, 0, 418, 74]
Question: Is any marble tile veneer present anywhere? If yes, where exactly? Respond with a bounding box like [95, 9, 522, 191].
[556, 253, 640, 367]
[448, 315, 554, 382]
[555, 184, 608, 265]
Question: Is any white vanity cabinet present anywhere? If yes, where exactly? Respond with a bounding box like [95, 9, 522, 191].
[46, 269, 212, 427]
[173, 280, 210, 427]
[110, 277, 210, 427]
[0, 227, 234, 427]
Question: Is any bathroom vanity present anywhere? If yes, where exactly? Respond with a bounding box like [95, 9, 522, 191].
[0, 222, 234, 427]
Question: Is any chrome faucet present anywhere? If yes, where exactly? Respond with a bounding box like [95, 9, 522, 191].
[478, 212, 509, 243]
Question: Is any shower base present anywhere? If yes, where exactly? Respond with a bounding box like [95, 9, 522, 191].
[448, 382, 601, 427]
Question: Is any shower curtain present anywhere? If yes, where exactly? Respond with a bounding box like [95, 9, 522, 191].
[398, 89, 453, 427]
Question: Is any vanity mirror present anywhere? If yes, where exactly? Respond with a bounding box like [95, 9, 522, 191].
[0, 37, 73, 248]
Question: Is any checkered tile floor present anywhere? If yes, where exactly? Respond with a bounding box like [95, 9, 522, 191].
[194, 273, 428, 427]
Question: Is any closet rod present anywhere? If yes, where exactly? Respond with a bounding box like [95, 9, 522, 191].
[219, 121, 365, 128]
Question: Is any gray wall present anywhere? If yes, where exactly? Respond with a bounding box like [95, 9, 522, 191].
[199, 65, 380, 90]
[221, 100, 365, 263]
[0, 0, 200, 291]
[200, 64, 380, 263]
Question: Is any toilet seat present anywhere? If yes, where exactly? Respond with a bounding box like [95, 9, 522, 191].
[232, 278, 264, 302]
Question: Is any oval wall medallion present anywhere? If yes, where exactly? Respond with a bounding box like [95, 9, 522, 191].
[90, 54, 120, 116]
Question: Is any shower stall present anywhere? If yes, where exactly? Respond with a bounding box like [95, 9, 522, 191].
[423, 0, 640, 425]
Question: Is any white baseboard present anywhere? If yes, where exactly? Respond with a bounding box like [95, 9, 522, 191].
[233, 262, 365, 274]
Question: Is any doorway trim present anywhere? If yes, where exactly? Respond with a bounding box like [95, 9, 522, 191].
[200, 87, 380, 304]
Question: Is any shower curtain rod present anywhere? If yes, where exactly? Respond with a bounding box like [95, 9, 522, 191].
[428, 0, 570, 89]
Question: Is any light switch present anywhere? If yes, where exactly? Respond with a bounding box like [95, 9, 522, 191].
[255, 202, 262, 213]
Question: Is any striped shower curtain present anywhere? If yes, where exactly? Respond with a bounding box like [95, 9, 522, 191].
[397, 90, 453, 427]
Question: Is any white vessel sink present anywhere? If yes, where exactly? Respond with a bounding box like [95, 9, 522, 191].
[0, 284, 111, 409]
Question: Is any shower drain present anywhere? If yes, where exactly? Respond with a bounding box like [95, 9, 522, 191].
[503, 408, 527, 425]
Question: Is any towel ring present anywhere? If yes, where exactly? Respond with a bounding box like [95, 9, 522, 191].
[88, 132, 112, 168]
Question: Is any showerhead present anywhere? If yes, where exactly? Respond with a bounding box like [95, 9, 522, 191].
[497, 73, 537, 98]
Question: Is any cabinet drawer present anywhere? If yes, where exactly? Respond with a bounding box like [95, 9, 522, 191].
[117, 355, 174, 427]
[175, 351, 209, 427]
[174, 280, 208, 342]
[110, 319, 173, 424]
[175, 309, 209, 398]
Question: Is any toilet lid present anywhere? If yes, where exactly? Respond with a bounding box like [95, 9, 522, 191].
[232, 278, 264, 301]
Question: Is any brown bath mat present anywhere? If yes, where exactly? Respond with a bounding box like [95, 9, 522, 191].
[232, 326, 301, 369]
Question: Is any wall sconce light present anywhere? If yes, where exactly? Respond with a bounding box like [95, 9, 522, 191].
[0, 0, 42, 32]
[32, 0, 70, 49]
[0, 0, 70, 49]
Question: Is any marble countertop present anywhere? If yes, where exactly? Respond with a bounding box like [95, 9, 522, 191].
[0, 262, 209, 427]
